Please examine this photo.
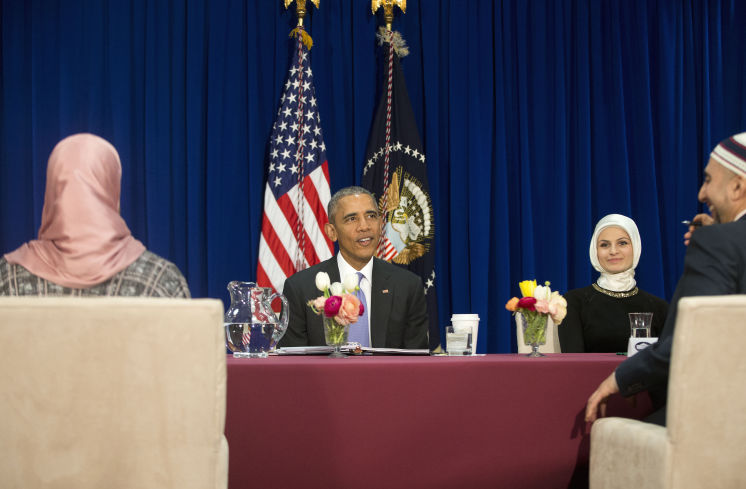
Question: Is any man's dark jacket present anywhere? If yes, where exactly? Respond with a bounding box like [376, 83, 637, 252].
[279, 256, 429, 349]
[616, 216, 746, 402]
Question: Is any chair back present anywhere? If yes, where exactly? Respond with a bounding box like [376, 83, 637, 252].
[666, 295, 746, 488]
[0, 297, 228, 489]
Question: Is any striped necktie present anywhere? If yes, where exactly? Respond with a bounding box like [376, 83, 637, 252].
[348, 272, 370, 347]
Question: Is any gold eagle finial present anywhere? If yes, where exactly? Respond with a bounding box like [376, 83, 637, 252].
[371, 0, 406, 31]
[284, 0, 320, 27]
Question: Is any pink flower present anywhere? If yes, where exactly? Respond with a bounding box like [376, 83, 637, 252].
[324, 296, 342, 317]
[359, 302, 365, 316]
[311, 296, 326, 310]
[517, 296, 537, 311]
[335, 294, 361, 326]
[534, 299, 550, 314]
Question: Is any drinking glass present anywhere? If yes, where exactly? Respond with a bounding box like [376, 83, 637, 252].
[629, 312, 653, 338]
[446, 325, 472, 356]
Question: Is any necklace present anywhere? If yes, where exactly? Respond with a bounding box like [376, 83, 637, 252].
[592, 282, 639, 298]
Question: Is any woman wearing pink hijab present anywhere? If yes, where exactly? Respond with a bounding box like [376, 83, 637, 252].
[0, 133, 190, 297]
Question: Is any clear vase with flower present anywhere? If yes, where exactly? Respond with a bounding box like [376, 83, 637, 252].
[517, 311, 549, 357]
[308, 272, 365, 358]
[506, 279, 567, 357]
[323, 316, 350, 358]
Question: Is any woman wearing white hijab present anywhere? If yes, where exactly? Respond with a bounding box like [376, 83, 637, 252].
[559, 214, 667, 352]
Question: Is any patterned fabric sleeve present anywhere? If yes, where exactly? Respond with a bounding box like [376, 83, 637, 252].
[0, 251, 190, 298]
[150, 258, 191, 298]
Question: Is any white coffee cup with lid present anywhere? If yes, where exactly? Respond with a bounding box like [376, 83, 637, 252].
[451, 314, 480, 355]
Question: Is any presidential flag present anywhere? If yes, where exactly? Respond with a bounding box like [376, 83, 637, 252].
[361, 28, 440, 350]
[257, 28, 333, 293]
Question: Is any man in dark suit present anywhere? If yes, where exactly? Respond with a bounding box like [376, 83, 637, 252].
[586, 132, 746, 426]
[279, 186, 429, 349]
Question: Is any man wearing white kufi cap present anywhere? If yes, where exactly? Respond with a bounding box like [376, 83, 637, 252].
[695, 132, 746, 225]
[585, 132, 746, 426]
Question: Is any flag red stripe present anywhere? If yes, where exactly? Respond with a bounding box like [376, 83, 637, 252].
[321, 160, 331, 187]
[256, 263, 273, 293]
[260, 214, 296, 279]
[302, 170, 333, 252]
[276, 191, 321, 267]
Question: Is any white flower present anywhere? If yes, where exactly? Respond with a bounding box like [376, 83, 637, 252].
[549, 290, 566, 307]
[533, 285, 551, 301]
[315, 272, 330, 292]
[342, 273, 359, 293]
[550, 304, 567, 325]
[548, 291, 567, 325]
[330, 282, 344, 296]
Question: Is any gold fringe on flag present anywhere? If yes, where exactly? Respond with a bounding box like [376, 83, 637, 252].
[284, 0, 318, 49]
[290, 27, 314, 50]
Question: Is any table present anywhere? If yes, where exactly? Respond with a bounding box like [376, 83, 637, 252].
[225, 354, 651, 489]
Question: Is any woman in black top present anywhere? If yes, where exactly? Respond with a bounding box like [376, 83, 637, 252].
[560, 214, 667, 353]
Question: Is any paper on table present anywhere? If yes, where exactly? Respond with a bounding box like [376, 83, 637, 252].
[275, 346, 335, 355]
[275, 344, 430, 355]
[357, 347, 430, 355]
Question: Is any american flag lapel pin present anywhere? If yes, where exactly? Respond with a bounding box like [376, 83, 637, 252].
[381, 289, 389, 294]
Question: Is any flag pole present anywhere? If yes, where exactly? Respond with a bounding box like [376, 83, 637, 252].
[371, 0, 406, 254]
[364, 0, 441, 351]
[285, 0, 320, 271]
[257, 0, 333, 292]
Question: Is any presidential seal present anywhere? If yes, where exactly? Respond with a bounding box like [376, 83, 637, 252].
[377, 167, 434, 265]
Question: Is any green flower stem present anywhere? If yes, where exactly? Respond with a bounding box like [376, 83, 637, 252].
[326, 325, 346, 344]
[323, 317, 349, 346]
[521, 311, 548, 346]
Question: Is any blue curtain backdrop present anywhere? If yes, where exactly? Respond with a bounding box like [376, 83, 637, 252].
[1, 0, 745, 352]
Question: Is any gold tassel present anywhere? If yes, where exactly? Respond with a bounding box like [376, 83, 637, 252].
[289, 27, 314, 50]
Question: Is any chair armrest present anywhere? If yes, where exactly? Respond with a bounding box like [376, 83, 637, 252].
[590, 417, 669, 489]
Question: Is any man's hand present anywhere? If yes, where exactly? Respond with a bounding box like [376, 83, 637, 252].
[684, 213, 714, 246]
[585, 372, 620, 423]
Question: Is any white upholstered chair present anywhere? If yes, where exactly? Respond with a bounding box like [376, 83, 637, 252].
[516, 315, 561, 353]
[589, 295, 746, 489]
[0, 297, 228, 489]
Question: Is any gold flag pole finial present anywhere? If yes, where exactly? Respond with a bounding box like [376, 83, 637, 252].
[284, 0, 320, 28]
[371, 0, 406, 31]
[285, 0, 319, 50]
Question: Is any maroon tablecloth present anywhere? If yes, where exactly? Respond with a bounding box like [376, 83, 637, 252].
[225, 353, 651, 489]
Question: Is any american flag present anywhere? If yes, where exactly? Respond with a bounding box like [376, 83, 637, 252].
[256, 30, 333, 293]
